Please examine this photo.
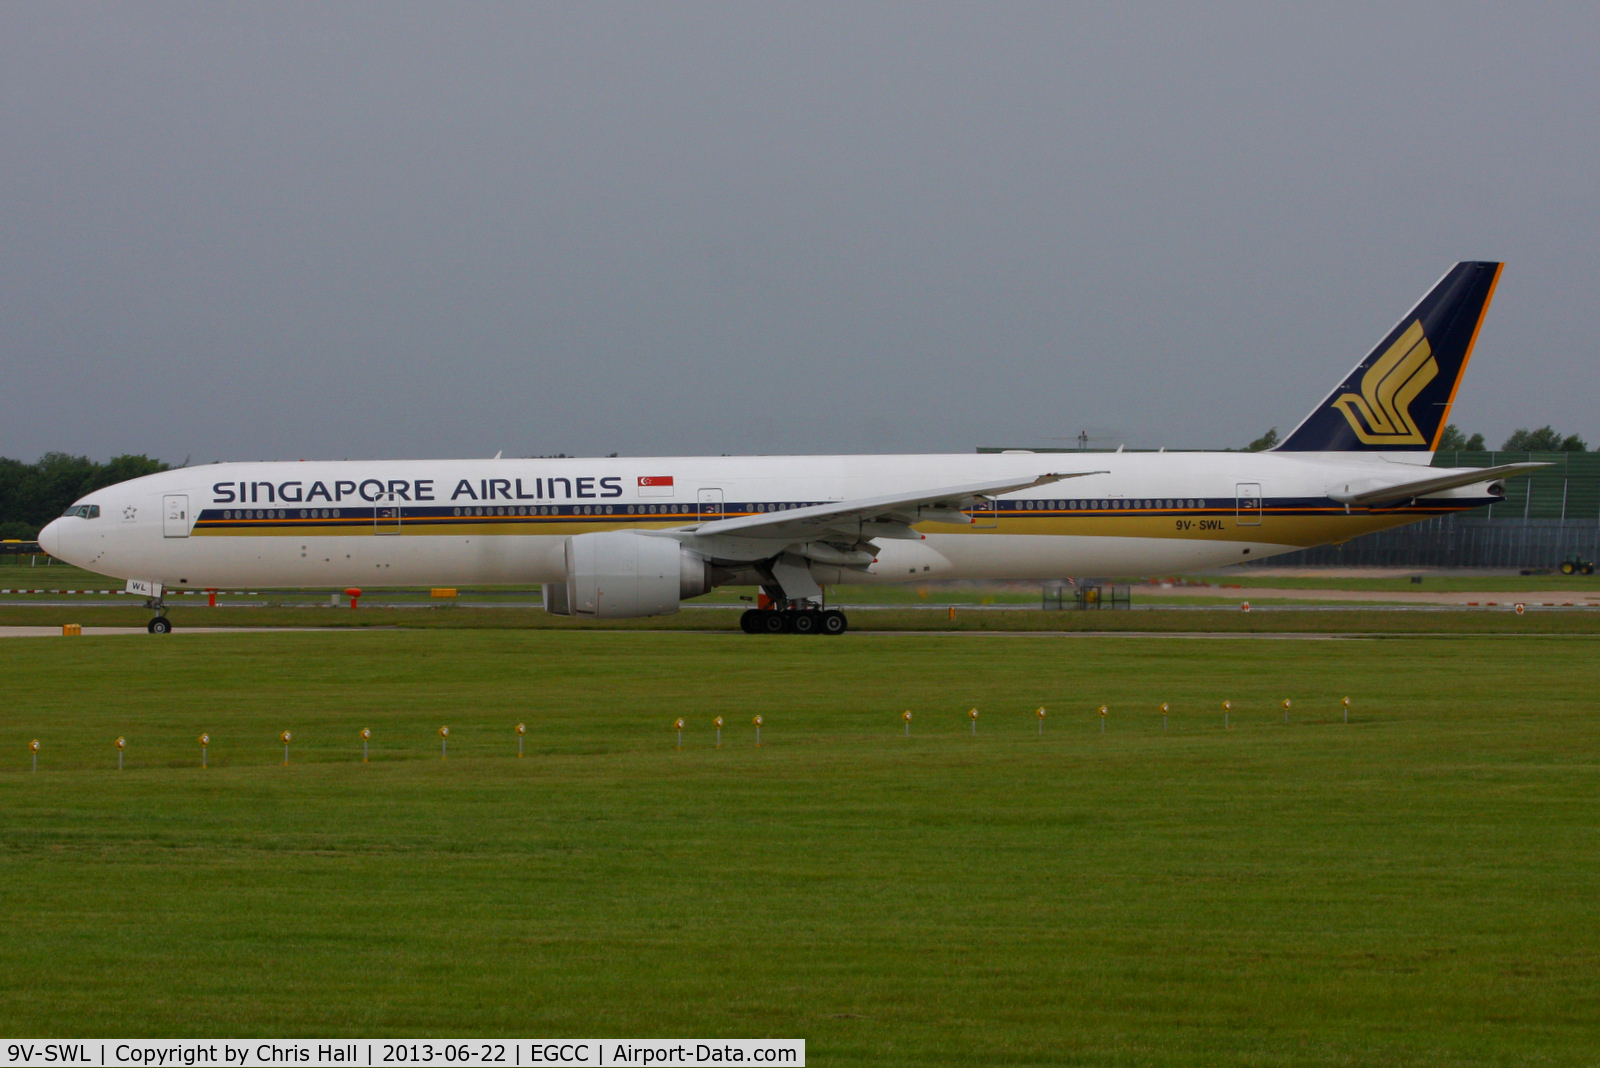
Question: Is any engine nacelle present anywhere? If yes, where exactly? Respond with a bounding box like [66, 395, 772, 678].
[543, 530, 711, 618]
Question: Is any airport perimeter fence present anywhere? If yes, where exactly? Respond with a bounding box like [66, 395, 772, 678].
[1246, 516, 1600, 570]
[1247, 452, 1600, 569]
[1434, 451, 1600, 523]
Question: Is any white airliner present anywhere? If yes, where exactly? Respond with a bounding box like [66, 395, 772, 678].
[42, 261, 1536, 635]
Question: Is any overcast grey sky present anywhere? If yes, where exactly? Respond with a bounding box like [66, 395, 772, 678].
[3, 3, 1597, 463]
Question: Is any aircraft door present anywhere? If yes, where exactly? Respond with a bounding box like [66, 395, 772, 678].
[163, 495, 190, 538]
[697, 487, 724, 524]
[375, 492, 401, 535]
[970, 497, 998, 529]
[1235, 483, 1263, 526]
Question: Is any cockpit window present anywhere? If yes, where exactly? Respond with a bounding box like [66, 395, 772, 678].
[61, 504, 100, 519]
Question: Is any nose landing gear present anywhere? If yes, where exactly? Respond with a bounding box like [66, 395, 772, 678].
[144, 593, 173, 634]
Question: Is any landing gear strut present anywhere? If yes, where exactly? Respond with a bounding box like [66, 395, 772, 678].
[145, 595, 173, 634]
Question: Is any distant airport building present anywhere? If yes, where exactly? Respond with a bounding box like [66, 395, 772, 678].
[980, 448, 1600, 569]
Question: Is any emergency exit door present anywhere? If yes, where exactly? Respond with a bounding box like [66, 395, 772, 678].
[1235, 483, 1263, 526]
[162, 495, 190, 538]
[375, 493, 401, 535]
[697, 487, 724, 523]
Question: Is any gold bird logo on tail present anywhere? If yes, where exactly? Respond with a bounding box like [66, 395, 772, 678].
[1331, 320, 1437, 445]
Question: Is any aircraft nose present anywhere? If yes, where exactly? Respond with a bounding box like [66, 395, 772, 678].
[38, 519, 63, 559]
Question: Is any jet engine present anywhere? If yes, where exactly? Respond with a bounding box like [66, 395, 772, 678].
[543, 530, 713, 618]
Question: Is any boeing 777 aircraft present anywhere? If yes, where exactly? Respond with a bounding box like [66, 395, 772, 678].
[42, 261, 1536, 635]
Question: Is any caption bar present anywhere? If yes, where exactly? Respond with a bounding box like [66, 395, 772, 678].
[0, 1043, 803, 1068]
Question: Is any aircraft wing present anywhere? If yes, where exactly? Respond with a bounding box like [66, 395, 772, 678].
[1330, 462, 1547, 507]
[686, 471, 1107, 543]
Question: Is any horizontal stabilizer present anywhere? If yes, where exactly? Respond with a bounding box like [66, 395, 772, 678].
[1329, 462, 1545, 507]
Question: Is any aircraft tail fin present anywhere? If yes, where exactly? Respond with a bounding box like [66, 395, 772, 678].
[1276, 261, 1503, 453]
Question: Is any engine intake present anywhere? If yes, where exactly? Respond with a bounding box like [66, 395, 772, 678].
[543, 530, 711, 618]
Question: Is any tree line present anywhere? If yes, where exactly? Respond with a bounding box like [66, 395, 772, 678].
[1244, 425, 1589, 453]
[0, 453, 169, 541]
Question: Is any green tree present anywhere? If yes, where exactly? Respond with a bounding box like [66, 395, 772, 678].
[1244, 427, 1279, 452]
[1501, 427, 1587, 452]
[1436, 425, 1489, 452]
[0, 453, 169, 541]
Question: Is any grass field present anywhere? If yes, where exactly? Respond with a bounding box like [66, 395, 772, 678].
[10, 559, 1600, 602]
[3, 628, 1597, 1064]
[8, 563, 1600, 634]
[8, 602, 1600, 636]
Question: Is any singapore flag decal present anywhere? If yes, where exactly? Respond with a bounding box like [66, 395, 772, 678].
[638, 475, 675, 498]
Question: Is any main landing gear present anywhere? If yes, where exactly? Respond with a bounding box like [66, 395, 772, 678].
[739, 607, 849, 635]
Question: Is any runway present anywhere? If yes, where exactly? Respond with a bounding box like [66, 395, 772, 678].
[0, 626, 366, 638]
[0, 625, 1522, 641]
